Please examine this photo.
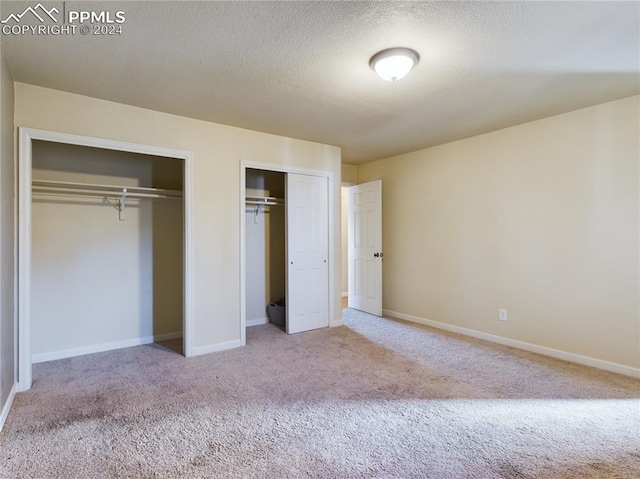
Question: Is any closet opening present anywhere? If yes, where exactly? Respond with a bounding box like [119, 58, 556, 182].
[30, 141, 185, 361]
[17, 127, 194, 391]
[240, 160, 333, 342]
[245, 168, 286, 333]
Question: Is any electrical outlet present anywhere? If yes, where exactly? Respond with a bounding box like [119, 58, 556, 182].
[499, 308, 508, 321]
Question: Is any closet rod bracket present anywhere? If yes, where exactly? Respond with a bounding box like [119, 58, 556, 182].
[254, 204, 262, 224]
[118, 188, 127, 221]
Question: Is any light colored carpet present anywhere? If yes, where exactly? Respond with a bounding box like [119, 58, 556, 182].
[1, 308, 639, 478]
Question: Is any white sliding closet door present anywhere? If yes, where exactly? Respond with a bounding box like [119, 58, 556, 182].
[286, 173, 329, 334]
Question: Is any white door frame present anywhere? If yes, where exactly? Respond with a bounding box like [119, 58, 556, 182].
[340, 182, 354, 302]
[17, 127, 195, 392]
[239, 160, 336, 344]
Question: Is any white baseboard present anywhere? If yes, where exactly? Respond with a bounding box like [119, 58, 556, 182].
[247, 317, 268, 327]
[331, 320, 343, 327]
[383, 309, 640, 378]
[32, 331, 183, 363]
[342, 292, 348, 298]
[0, 384, 16, 433]
[192, 339, 244, 356]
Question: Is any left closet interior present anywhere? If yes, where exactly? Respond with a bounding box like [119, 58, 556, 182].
[30, 140, 184, 362]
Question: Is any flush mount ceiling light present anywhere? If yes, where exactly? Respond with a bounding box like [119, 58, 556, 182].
[369, 47, 420, 82]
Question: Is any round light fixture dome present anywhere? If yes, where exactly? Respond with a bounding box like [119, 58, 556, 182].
[370, 47, 420, 82]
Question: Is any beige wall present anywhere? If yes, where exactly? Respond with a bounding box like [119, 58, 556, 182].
[357, 96, 640, 369]
[30, 142, 183, 360]
[0, 45, 15, 409]
[341, 164, 357, 184]
[15, 83, 342, 353]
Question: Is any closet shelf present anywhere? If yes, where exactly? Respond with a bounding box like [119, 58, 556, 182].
[32, 179, 183, 199]
[32, 179, 183, 221]
[245, 195, 284, 206]
[246, 196, 283, 224]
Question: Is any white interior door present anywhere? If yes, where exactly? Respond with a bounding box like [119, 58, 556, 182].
[286, 173, 329, 334]
[348, 180, 382, 316]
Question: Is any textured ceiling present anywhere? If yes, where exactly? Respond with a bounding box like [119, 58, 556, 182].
[2, 1, 639, 164]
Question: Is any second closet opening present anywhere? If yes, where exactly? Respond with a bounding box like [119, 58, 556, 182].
[245, 168, 286, 331]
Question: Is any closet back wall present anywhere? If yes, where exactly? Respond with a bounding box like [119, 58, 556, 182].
[31, 141, 183, 361]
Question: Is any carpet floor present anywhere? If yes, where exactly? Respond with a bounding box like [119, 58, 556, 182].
[1, 309, 639, 478]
